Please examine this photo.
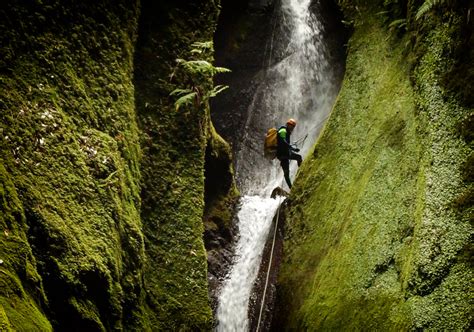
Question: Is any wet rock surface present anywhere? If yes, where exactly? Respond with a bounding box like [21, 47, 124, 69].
[248, 199, 287, 332]
[211, 0, 276, 150]
[205, 214, 238, 313]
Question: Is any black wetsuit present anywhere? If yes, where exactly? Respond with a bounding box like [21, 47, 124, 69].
[276, 125, 302, 189]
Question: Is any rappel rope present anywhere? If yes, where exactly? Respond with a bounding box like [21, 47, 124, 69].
[256, 178, 284, 331]
[292, 133, 308, 146]
[291, 113, 331, 147]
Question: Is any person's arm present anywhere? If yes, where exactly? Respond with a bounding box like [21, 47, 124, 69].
[278, 128, 292, 149]
[279, 128, 299, 152]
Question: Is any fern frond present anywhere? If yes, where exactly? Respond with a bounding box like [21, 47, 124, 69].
[179, 60, 214, 74]
[416, 0, 444, 20]
[191, 41, 213, 51]
[174, 92, 197, 111]
[170, 88, 193, 96]
[209, 85, 229, 98]
[214, 66, 232, 73]
[178, 60, 231, 77]
[190, 41, 214, 54]
[389, 18, 407, 29]
[171, 40, 230, 110]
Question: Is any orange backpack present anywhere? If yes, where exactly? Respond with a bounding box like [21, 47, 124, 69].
[264, 127, 278, 159]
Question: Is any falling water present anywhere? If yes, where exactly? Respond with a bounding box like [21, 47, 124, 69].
[216, 0, 339, 330]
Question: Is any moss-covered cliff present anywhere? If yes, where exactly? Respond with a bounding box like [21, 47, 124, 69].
[275, 1, 472, 330]
[1, 2, 143, 330]
[134, 0, 237, 329]
[1, 0, 236, 330]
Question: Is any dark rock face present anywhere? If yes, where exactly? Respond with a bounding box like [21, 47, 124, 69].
[205, 220, 237, 313]
[202, 127, 240, 315]
[211, 0, 276, 150]
[212, 0, 348, 149]
[212, 0, 348, 194]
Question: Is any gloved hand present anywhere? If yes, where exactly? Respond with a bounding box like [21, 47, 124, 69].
[293, 148, 300, 152]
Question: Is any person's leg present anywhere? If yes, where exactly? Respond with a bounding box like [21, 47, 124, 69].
[280, 159, 292, 188]
[290, 152, 302, 167]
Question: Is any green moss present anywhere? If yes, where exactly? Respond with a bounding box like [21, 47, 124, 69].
[204, 121, 239, 231]
[0, 305, 13, 332]
[1, 1, 233, 330]
[1, 1, 146, 330]
[0, 164, 51, 331]
[276, 2, 472, 330]
[134, 1, 226, 330]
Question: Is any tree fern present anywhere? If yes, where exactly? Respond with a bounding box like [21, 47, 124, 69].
[170, 41, 230, 111]
[416, 0, 447, 20]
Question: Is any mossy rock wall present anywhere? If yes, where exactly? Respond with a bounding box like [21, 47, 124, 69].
[1, 0, 235, 330]
[134, 0, 237, 330]
[275, 2, 472, 330]
[1, 1, 143, 330]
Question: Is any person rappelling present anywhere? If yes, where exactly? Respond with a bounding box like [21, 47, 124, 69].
[264, 118, 303, 189]
[276, 118, 302, 188]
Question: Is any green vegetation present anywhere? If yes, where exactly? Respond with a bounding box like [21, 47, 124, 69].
[170, 41, 230, 111]
[416, 0, 453, 20]
[1, 0, 236, 330]
[134, 1, 236, 330]
[1, 1, 144, 330]
[3, 0, 469, 330]
[0, 164, 52, 331]
[276, 1, 472, 330]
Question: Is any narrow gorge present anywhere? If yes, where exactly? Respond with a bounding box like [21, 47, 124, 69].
[1, 0, 472, 331]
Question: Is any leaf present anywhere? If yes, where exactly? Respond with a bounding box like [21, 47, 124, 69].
[170, 88, 193, 96]
[415, 0, 444, 20]
[389, 18, 407, 29]
[178, 60, 214, 75]
[170, 40, 231, 111]
[209, 85, 229, 98]
[191, 41, 213, 51]
[214, 66, 232, 73]
[341, 20, 353, 27]
[174, 92, 197, 111]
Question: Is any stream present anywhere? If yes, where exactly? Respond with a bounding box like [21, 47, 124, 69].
[215, 0, 341, 330]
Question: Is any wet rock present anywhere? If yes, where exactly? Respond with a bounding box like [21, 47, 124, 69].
[270, 186, 289, 198]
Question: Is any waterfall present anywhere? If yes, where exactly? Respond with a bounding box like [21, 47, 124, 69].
[216, 0, 339, 330]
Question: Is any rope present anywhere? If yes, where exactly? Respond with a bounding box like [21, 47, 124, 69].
[256, 181, 284, 331]
[292, 133, 308, 146]
[292, 113, 332, 147]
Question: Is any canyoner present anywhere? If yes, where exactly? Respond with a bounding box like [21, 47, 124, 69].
[264, 118, 303, 189]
